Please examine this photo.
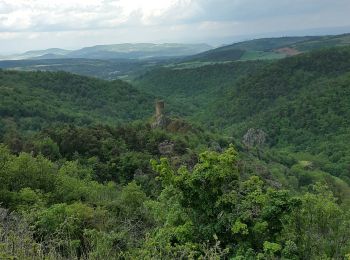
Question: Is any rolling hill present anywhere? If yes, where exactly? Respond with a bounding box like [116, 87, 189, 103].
[0, 58, 173, 80]
[2, 33, 350, 81]
[134, 60, 266, 115]
[205, 47, 350, 178]
[135, 46, 350, 183]
[186, 33, 350, 62]
[0, 69, 155, 134]
[2, 36, 350, 259]
[2, 43, 212, 61]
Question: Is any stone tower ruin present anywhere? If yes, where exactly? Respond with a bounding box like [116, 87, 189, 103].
[155, 100, 165, 118]
[152, 100, 168, 128]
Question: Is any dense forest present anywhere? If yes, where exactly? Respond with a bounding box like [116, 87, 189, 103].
[0, 70, 154, 134]
[184, 33, 350, 62]
[135, 61, 265, 115]
[2, 122, 350, 259]
[1, 39, 350, 258]
[137, 47, 350, 186]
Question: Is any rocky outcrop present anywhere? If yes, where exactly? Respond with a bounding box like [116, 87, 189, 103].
[242, 128, 267, 148]
[158, 140, 175, 155]
[151, 114, 169, 128]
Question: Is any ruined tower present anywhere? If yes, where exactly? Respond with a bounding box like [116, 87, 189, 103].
[155, 100, 165, 118]
[152, 100, 168, 128]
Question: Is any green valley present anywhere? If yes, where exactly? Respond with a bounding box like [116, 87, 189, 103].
[1, 33, 350, 259]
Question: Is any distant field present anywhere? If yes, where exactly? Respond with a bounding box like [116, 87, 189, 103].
[164, 60, 236, 70]
[240, 51, 286, 60]
[0, 58, 173, 80]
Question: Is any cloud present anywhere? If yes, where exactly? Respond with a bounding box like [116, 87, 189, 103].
[1, 0, 350, 32]
[0, 0, 350, 52]
[0, 0, 197, 32]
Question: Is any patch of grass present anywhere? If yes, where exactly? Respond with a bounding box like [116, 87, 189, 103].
[240, 51, 286, 60]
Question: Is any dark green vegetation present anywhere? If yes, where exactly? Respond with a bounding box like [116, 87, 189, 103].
[1, 35, 350, 259]
[1, 130, 350, 258]
[0, 70, 154, 134]
[187, 33, 350, 62]
[135, 61, 265, 116]
[209, 47, 350, 183]
[136, 46, 350, 185]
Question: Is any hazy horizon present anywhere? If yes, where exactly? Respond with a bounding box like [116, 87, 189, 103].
[2, 26, 350, 56]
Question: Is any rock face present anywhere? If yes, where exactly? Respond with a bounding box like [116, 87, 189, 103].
[0, 208, 9, 222]
[242, 128, 267, 148]
[158, 140, 175, 155]
[152, 114, 168, 129]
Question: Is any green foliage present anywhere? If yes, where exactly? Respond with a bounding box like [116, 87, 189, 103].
[31, 136, 61, 160]
[282, 183, 350, 259]
[0, 147, 56, 208]
[189, 48, 245, 62]
[0, 69, 154, 133]
[1, 40, 350, 259]
[186, 33, 350, 63]
[149, 146, 302, 257]
[135, 61, 264, 118]
[0, 208, 62, 259]
[0, 139, 349, 258]
[138, 47, 350, 184]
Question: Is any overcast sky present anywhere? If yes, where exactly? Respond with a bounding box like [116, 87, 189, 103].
[1, 0, 350, 53]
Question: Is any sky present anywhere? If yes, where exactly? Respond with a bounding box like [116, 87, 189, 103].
[1, 0, 350, 53]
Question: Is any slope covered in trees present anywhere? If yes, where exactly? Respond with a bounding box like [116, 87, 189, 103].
[0, 70, 154, 134]
[1, 39, 350, 259]
[1, 134, 349, 259]
[135, 61, 265, 115]
[1, 115, 350, 259]
[186, 33, 350, 62]
[135, 46, 350, 185]
[206, 47, 350, 182]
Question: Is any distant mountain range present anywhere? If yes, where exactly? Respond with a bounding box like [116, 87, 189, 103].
[1, 43, 212, 60]
[1, 33, 350, 80]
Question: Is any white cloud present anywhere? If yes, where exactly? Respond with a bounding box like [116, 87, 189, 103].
[0, 0, 197, 32]
[0, 0, 350, 53]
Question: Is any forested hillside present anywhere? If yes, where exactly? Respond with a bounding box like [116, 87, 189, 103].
[208, 47, 350, 182]
[186, 33, 350, 62]
[0, 70, 154, 134]
[1, 125, 350, 258]
[1, 41, 350, 259]
[136, 46, 350, 187]
[211, 46, 350, 126]
[135, 61, 265, 115]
